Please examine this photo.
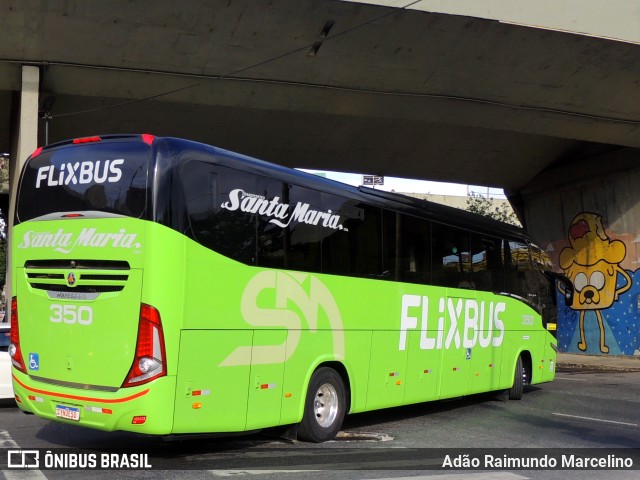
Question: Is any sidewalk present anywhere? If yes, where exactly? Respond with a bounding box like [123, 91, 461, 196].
[557, 352, 640, 372]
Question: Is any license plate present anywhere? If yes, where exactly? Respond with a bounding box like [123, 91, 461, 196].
[55, 405, 80, 421]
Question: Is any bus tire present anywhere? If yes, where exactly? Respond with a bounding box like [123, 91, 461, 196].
[297, 367, 346, 442]
[508, 355, 524, 400]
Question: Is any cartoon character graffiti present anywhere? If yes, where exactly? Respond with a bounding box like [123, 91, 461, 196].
[559, 213, 632, 353]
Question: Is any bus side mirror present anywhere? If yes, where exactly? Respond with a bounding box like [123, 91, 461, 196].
[544, 271, 574, 306]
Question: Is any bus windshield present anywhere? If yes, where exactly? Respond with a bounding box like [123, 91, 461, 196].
[16, 138, 150, 223]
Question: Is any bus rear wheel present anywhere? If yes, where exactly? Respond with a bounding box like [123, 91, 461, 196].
[297, 367, 346, 442]
[508, 355, 525, 400]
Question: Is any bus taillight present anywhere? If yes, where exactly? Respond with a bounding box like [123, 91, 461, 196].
[9, 297, 26, 373]
[123, 304, 167, 387]
[141, 134, 155, 145]
[31, 146, 43, 159]
[72, 136, 102, 144]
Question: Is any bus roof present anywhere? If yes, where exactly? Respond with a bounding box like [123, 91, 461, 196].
[27, 134, 531, 243]
[159, 137, 530, 244]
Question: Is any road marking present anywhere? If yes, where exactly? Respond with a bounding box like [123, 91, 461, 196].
[2, 466, 47, 480]
[0, 429, 19, 449]
[554, 376, 587, 381]
[552, 412, 638, 427]
[334, 431, 394, 441]
[209, 471, 318, 477]
[370, 475, 528, 480]
[208, 472, 527, 479]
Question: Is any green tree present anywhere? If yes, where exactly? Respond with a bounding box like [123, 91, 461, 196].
[466, 192, 521, 226]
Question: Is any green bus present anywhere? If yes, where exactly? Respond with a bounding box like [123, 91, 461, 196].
[10, 135, 567, 442]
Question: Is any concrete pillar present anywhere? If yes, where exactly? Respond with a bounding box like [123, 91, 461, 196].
[14, 66, 40, 178]
[5, 65, 40, 322]
[522, 148, 640, 357]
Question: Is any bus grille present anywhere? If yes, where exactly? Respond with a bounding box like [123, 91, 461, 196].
[25, 260, 129, 270]
[29, 283, 124, 293]
[25, 260, 130, 294]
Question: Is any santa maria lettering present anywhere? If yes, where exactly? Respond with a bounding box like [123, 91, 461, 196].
[18, 228, 141, 254]
[221, 188, 346, 231]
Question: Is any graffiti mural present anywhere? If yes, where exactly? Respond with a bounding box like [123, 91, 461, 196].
[556, 213, 636, 355]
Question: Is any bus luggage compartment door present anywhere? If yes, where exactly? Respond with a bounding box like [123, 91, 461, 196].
[173, 329, 252, 434]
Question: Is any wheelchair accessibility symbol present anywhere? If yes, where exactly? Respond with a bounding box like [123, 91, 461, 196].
[29, 353, 39, 371]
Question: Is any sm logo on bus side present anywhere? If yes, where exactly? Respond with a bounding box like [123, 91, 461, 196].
[220, 271, 345, 367]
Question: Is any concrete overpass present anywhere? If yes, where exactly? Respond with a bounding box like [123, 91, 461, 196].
[2, 0, 640, 357]
[3, 0, 640, 191]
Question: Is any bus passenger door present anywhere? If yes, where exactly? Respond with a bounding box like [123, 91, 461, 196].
[173, 330, 252, 433]
[404, 330, 441, 405]
[365, 331, 408, 411]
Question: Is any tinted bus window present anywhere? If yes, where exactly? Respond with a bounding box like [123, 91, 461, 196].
[471, 235, 504, 292]
[253, 176, 286, 269]
[529, 243, 553, 271]
[348, 204, 382, 277]
[16, 141, 149, 222]
[322, 201, 382, 278]
[284, 185, 323, 273]
[397, 214, 431, 284]
[181, 162, 258, 265]
[382, 210, 396, 280]
[432, 223, 471, 288]
[320, 197, 354, 275]
[503, 240, 532, 298]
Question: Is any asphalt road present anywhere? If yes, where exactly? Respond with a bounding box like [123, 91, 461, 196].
[1, 370, 639, 480]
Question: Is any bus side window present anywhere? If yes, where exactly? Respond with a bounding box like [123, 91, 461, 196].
[350, 205, 382, 277]
[396, 214, 431, 284]
[179, 160, 214, 239]
[431, 223, 471, 289]
[181, 161, 257, 265]
[503, 240, 533, 299]
[382, 210, 396, 280]
[283, 185, 322, 273]
[471, 235, 504, 292]
[322, 201, 382, 278]
[254, 177, 287, 269]
[529, 244, 553, 270]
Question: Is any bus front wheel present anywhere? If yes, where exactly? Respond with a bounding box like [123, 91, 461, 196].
[297, 367, 346, 442]
[508, 355, 524, 400]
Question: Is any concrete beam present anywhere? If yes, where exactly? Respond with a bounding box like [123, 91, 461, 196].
[346, 0, 640, 44]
